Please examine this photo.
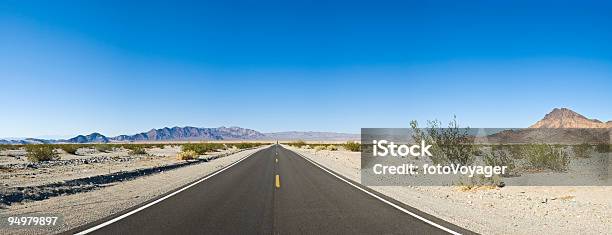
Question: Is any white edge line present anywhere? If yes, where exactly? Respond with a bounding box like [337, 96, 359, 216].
[74, 148, 263, 235]
[290, 149, 462, 235]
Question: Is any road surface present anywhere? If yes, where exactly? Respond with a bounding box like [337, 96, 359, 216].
[70, 145, 473, 234]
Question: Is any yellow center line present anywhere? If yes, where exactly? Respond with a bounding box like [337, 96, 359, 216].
[275, 158, 278, 163]
[275, 174, 280, 188]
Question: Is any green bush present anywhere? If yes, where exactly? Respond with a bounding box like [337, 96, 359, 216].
[595, 143, 610, 153]
[410, 117, 476, 165]
[572, 143, 592, 158]
[182, 143, 213, 155]
[58, 144, 80, 155]
[483, 150, 515, 176]
[472, 147, 484, 156]
[508, 145, 525, 159]
[26, 145, 59, 162]
[121, 144, 146, 151]
[325, 145, 338, 151]
[0, 145, 21, 151]
[233, 143, 256, 149]
[289, 140, 307, 148]
[491, 144, 525, 159]
[344, 141, 361, 152]
[525, 144, 569, 172]
[177, 150, 199, 160]
[179, 142, 265, 154]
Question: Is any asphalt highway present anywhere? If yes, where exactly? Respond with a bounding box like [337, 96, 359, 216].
[71, 145, 473, 234]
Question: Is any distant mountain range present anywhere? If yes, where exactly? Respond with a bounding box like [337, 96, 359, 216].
[74, 126, 267, 143]
[1, 108, 608, 144]
[0, 138, 56, 145]
[0, 126, 359, 144]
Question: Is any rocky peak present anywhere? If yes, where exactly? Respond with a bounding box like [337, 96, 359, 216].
[530, 108, 611, 128]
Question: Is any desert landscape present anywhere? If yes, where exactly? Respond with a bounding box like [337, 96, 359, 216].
[3, 2, 610, 234]
[0, 108, 610, 234]
[0, 127, 359, 234]
[0, 143, 269, 234]
[284, 108, 611, 234]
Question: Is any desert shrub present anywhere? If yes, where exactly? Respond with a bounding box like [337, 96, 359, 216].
[325, 145, 338, 151]
[472, 146, 485, 156]
[0, 145, 21, 151]
[225, 143, 236, 149]
[182, 143, 213, 155]
[122, 144, 146, 151]
[129, 147, 147, 155]
[507, 145, 525, 159]
[524, 143, 569, 172]
[492, 144, 525, 159]
[595, 143, 610, 153]
[233, 143, 255, 149]
[344, 141, 361, 152]
[26, 145, 59, 162]
[95, 144, 113, 153]
[572, 143, 592, 158]
[216, 142, 266, 150]
[308, 144, 322, 148]
[142, 144, 166, 149]
[289, 140, 307, 148]
[458, 174, 504, 189]
[58, 144, 80, 155]
[490, 144, 502, 152]
[177, 150, 199, 160]
[212, 143, 226, 150]
[410, 117, 476, 165]
[314, 145, 326, 152]
[483, 150, 515, 176]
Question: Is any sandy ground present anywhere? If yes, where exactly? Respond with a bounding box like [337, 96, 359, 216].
[0, 146, 266, 235]
[0, 146, 243, 188]
[286, 146, 612, 235]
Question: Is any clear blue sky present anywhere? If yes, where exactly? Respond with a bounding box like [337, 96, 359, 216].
[1, 0, 611, 138]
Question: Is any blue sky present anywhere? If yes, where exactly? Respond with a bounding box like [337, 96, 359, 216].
[1, 0, 611, 138]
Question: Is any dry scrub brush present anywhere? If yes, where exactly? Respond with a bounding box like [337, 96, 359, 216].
[26, 145, 59, 162]
[410, 116, 476, 165]
[177, 150, 199, 160]
[344, 141, 361, 152]
[58, 144, 80, 155]
[524, 143, 569, 172]
[572, 143, 592, 158]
